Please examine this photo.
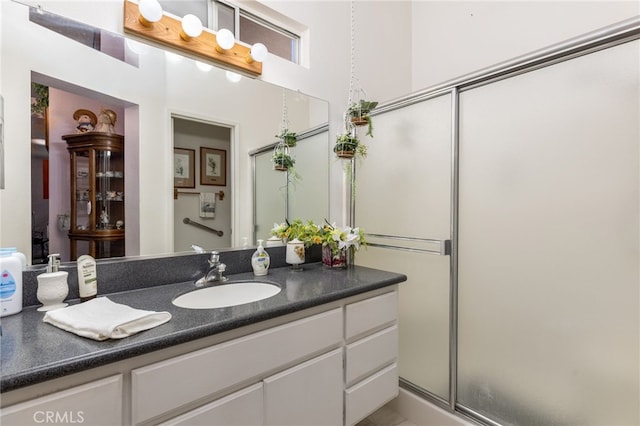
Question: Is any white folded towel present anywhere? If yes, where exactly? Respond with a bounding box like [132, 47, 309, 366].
[43, 297, 171, 341]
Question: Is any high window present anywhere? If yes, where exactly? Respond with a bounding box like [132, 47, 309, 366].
[160, 0, 300, 64]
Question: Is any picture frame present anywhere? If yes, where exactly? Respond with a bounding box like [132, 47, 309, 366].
[173, 148, 195, 188]
[200, 147, 227, 186]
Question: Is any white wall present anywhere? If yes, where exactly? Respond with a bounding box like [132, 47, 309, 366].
[411, 1, 640, 91]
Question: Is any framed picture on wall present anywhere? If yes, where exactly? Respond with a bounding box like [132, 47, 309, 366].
[200, 147, 226, 186]
[174, 148, 195, 188]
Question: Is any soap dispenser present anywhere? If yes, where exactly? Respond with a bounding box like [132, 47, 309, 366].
[251, 240, 270, 276]
[36, 254, 69, 312]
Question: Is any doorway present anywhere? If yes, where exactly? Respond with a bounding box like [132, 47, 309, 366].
[172, 116, 232, 251]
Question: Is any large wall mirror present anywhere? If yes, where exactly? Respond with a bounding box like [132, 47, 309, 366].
[1, 1, 329, 264]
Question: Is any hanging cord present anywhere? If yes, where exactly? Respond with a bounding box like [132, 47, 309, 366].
[347, 0, 356, 107]
[280, 88, 289, 134]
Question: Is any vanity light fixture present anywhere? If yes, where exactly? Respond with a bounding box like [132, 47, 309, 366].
[247, 43, 268, 64]
[215, 29, 235, 53]
[137, 0, 162, 27]
[180, 14, 203, 41]
[123, 0, 263, 75]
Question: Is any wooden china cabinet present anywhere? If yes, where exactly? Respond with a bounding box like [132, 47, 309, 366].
[63, 132, 125, 260]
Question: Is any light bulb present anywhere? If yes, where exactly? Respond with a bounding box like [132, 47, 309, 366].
[181, 14, 203, 40]
[215, 29, 235, 52]
[138, 0, 163, 26]
[247, 43, 268, 63]
[226, 71, 242, 83]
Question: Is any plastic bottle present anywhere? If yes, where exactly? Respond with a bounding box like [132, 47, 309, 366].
[0, 250, 23, 317]
[77, 255, 98, 301]
[0, 247, 26, 270]
[251, 239, 270, 276]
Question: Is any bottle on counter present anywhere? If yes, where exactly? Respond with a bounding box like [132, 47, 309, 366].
[0, 249, 23, 317]
[251, 239, 270, 276]
[77, 254, 98, 301]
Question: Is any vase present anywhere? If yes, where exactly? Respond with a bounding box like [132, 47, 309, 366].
[286, 238, 305, 271]
[322, 244, 347, 269]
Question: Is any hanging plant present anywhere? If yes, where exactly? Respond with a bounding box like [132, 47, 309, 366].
[31, 83, 49, 117]
[273, 151, 295, 171]
[273, 143, 295, 171]
[276, 129, 297, 147]
[348, 100, 378, 137]
[334, 133, 366, 159]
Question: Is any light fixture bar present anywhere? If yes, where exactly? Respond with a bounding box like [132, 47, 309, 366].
[123, 0, 262, 76]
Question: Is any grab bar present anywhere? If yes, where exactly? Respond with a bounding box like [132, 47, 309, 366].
[364, 233, 451, 256]
[183, 217, 223, 237]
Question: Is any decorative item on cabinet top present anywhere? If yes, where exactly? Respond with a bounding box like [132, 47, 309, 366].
[73, 108, 117, 134]
[270, 219, 367, 269]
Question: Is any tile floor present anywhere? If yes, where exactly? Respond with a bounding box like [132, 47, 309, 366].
[356, 404, 417, 426]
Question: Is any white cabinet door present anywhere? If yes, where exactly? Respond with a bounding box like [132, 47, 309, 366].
[160, 383, 263, 426]
[264, 348, 343, 426]
[0, 375, 123, 426]
[132, 308, 342, 424]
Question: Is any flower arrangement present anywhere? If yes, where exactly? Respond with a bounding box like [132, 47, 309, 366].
[271, 219, 367, 268]
[319, 222, 366, 255]
[271, 219, 323, 247]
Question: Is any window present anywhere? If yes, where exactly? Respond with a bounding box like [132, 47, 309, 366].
[239, 12, 299, 64]
[212, 1, 300, 64]
[158, 0, 301, 64]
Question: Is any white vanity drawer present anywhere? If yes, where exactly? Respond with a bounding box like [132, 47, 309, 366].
[1, 375, 123, 426]
[344, 363, 399, 426]
[132, 307, 342, 424]
[160, 383, 263, 426]
[345, 325, 398, 387]
[345, 290, 397, 341]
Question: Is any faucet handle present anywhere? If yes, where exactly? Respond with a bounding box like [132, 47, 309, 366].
[209, 251, 220, 264]
[218, 263, 228, 282]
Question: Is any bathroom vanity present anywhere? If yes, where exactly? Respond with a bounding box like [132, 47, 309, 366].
[0, 256, 406, 426]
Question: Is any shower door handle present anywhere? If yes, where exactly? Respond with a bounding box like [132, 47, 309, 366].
[364, 233, 451, 256]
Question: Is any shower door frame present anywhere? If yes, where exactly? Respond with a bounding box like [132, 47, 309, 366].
[352, 16, 640, 426]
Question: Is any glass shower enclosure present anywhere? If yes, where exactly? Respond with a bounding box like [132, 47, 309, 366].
[356, 18, 639, 426]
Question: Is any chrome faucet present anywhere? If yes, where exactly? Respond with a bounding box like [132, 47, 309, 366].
[195, 251, 228, 287]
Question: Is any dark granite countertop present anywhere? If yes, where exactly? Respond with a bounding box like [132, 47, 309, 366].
[0, 263, 406, 393]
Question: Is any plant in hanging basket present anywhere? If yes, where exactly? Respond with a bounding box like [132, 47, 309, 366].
[334, 133, 366, 159]
[276, 129, 297, 147]
[31, 83, 49, 117]
[348, 100, 378, 137]
[272, 151, 295, 171]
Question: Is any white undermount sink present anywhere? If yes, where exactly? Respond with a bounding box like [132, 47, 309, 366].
[172, 281, 281, 309]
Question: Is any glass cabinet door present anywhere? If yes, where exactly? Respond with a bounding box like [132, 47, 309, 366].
[72, 150, 91, 232]
[95, 149, 124, 231]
